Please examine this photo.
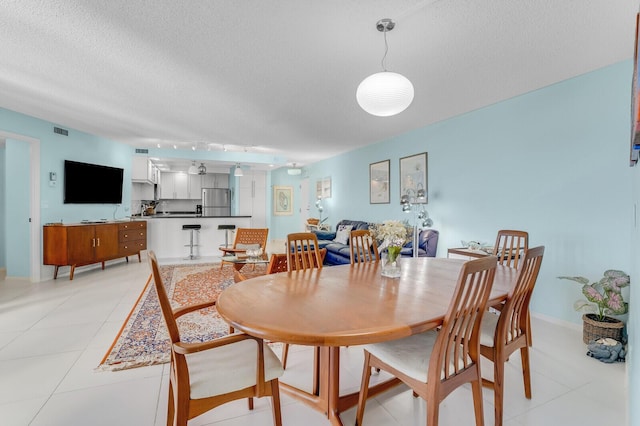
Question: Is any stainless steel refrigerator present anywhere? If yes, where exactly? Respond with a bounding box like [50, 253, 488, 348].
[201, 188, 231, 216]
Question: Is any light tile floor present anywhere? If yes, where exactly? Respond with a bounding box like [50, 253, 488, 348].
[0, 256, 627, 425]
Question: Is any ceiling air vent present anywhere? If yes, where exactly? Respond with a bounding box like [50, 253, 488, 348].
[135, 148, 149, 154]
[53, 126, 68, 136]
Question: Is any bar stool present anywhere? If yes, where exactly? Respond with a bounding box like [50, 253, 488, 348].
[217, 224, 236, 248]
[182, 224, 201, 260]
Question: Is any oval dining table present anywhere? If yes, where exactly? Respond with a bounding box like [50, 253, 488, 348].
[216, 257, 516, 426]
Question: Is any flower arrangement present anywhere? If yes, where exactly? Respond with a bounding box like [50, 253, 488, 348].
[558, 270, 630, 321]
[372, 220, 409, 263]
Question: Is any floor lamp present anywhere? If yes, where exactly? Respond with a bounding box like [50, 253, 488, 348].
[400, 189, 433, 257]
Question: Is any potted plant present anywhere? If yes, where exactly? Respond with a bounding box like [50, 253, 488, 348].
[558, 270, 630, 344]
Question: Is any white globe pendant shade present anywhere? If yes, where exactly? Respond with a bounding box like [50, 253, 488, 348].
[356, 71, 414, 117]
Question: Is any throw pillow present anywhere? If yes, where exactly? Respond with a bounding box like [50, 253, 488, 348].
[333, 225, 353, 245]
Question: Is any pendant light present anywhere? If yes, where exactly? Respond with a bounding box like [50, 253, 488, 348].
[187, 161, 198, 175]
[287, 163, 302, 175]
[234, 163, 243, 177]
[198, 163, 207, 175]
[356, 19, 414, 117]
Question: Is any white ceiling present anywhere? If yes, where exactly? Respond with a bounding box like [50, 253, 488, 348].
[0, 0, 638, 171]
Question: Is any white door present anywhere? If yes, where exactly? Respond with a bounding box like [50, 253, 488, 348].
[300, 177, 309, 231]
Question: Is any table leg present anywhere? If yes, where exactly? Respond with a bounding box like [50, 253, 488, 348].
[279, 346, 401, 426]
[327, 346, 342, 425]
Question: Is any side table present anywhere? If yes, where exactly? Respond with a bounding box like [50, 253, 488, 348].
[447, 247, 492, 260]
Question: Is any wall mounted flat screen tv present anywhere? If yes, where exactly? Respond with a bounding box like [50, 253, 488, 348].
[64, 160, 124, 204]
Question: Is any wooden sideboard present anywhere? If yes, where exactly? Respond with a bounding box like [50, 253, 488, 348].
[43, 221, 147, 280]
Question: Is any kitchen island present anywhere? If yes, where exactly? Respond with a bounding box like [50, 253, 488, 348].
[144, 215, 252, 259]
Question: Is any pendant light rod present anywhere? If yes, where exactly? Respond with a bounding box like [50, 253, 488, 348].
[377, 19, 395, 71]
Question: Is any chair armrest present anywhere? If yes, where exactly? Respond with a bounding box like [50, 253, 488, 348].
[173, 332, 260, 355]
[173, 300, 217, 318]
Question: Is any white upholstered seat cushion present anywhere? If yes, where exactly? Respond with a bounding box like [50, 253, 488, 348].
[184, 339, 284, 399]
[480, 310, 522, 348]
[364, 331, 438, 383]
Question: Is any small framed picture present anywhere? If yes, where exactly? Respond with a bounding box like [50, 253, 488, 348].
[399, 152, 428, 204]
[369, 160, 390, 204]
[273, 186, 293, 215]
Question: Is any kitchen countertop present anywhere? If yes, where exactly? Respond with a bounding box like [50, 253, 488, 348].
[134, 213, 251, 219]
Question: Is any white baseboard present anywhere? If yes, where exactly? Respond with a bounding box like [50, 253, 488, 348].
[531, 311, 582, 332]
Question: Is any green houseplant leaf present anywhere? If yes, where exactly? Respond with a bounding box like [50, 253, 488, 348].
[559, 270, 630, 322]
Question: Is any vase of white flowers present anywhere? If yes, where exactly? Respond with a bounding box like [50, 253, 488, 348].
[373, 220, 409, 278]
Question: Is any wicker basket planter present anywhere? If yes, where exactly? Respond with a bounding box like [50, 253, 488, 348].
[582, 314, 624, 344]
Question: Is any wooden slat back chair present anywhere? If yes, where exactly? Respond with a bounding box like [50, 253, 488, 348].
[220, 228, 269, 270]
[233, 253, 289, 283]
[286, 232, 324, 271]
[491, 229, 532, 345]
[349, 229, 379, 264]
[480, 246, 544, 426]
[148, 251, 283, 426]
[492, 230, 528, 269]
[283, 233, 325, 391]
[356, 256, 498, 426]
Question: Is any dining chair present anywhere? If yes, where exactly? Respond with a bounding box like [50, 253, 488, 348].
[233, 253, 288, 283]
[219, 228, 269, 269]
[491, 229, 533, 346]
[283, 233, 325, 390]
[492, 230, 528, 269]
[355, 256, 498, 426]
[349, 229, 379, 264]
[286, 232, 324, 271]
[148, 251, 284, 426]
[480, 246, 544, 426]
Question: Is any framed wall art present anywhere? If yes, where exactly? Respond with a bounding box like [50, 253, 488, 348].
[369, 160, 390, 204]
[399, 152, 428, 203]
[273, 186, 293, 215]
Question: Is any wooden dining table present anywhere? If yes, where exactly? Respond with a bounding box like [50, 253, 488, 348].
[216, 257, 516, 425]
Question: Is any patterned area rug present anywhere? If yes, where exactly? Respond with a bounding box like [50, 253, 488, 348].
[98, 263, 264, 371]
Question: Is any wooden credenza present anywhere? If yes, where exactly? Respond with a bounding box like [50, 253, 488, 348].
[43, 221, 147, 280]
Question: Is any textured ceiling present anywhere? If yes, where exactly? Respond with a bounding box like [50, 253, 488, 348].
[0, 0, 638, 170]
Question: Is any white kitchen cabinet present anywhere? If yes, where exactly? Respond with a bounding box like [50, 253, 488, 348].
[174, 173, 189, 199]
[159, 172, 175, 199]
[159, 172, 230, 200]
[201, 173, 215, 188]
[160, 172, 189, 199]
[201, 173, 230, 189]
[188, 174, 202, 199]
[132, 157, 156, 184]
[238, 170, 266, 227]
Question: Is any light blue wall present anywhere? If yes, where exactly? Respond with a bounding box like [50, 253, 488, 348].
[273, 60, 633, 327]
[0, 108, 134, 278]
[0, 108, 133, 226]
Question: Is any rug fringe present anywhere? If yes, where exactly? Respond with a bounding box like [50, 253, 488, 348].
[95, 354, 170, 372]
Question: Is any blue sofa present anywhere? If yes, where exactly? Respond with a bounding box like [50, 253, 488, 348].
[313, 219, 439, 266]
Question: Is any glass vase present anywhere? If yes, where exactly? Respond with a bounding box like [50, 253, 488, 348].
[381, 247, 401, 278]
